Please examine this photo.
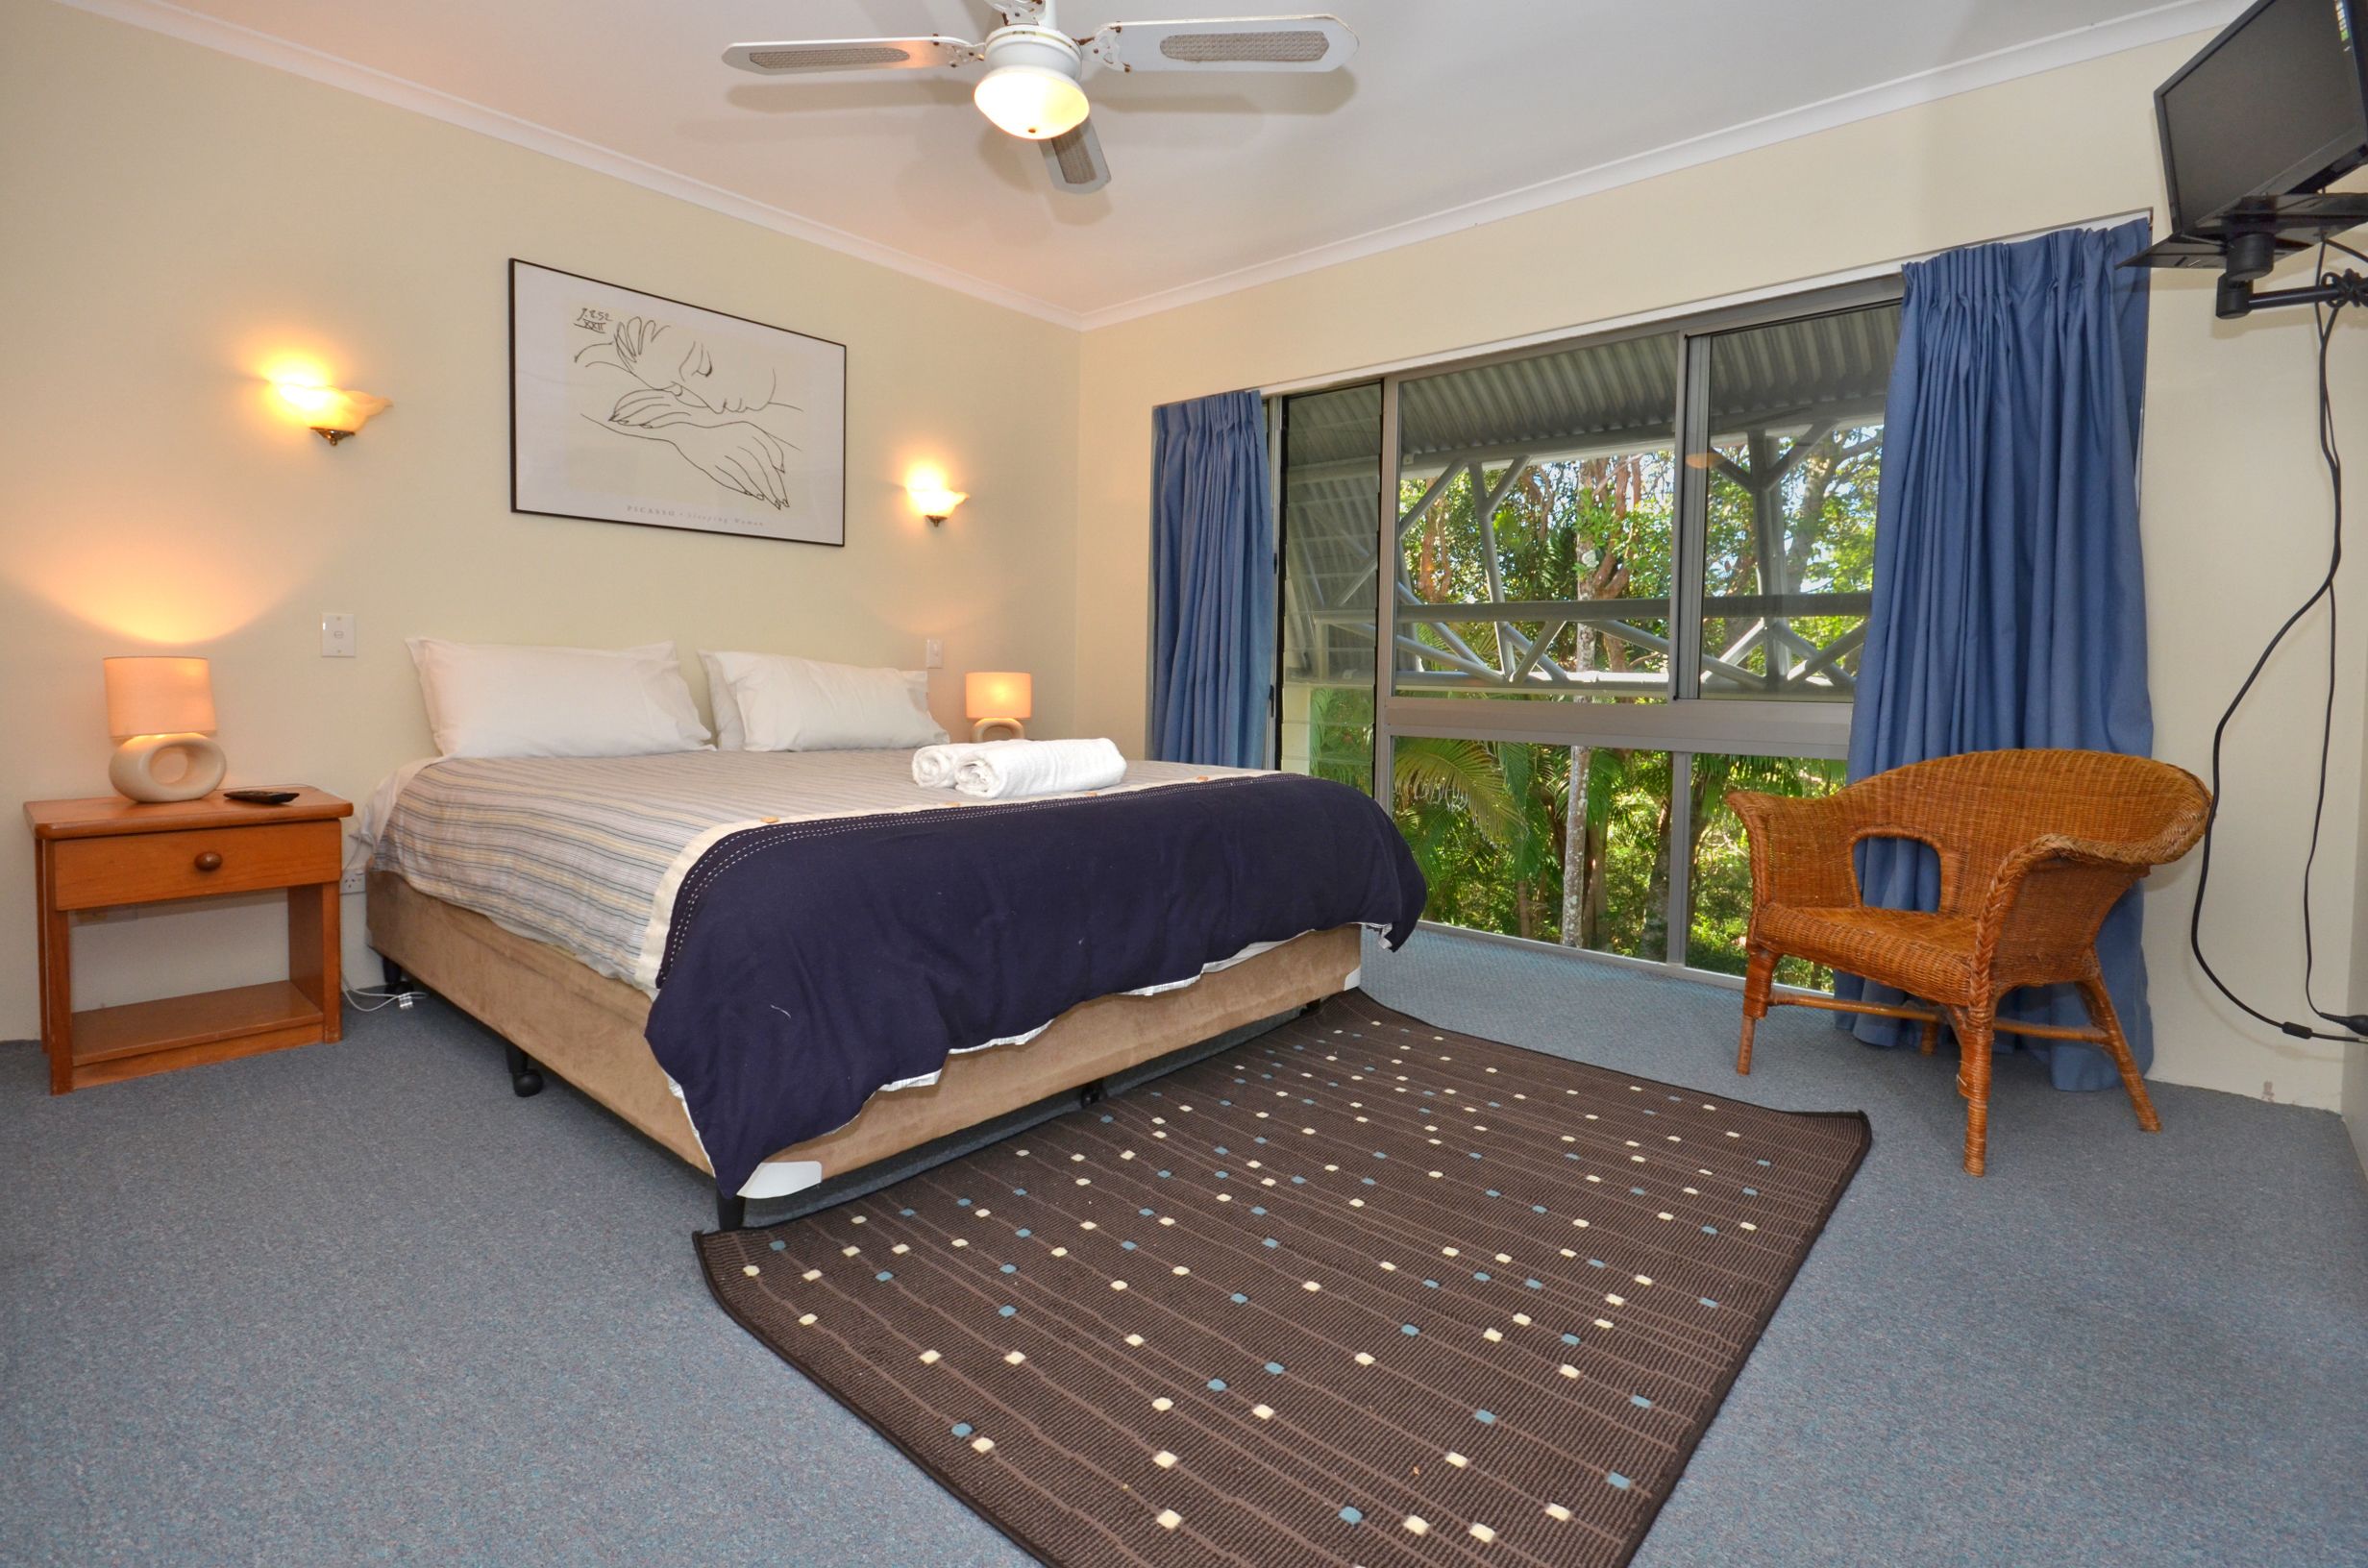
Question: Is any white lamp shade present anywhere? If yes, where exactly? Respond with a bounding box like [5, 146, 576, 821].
[104, 656, 216, 739]
[965, 671, 1033, 721]
[973, 65, 1090, 139]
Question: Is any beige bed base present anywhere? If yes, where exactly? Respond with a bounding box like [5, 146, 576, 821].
[365, 870, 1361, 1218]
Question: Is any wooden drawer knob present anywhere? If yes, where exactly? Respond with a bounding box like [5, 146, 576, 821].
[193, 851, 224, 872]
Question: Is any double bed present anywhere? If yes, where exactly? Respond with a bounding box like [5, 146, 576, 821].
[362, 748, 1422, 1226]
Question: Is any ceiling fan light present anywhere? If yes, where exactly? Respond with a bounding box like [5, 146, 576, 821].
[974, 63, 1089, 140]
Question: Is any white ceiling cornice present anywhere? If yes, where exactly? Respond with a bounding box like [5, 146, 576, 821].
[55, 0, 2236, 336]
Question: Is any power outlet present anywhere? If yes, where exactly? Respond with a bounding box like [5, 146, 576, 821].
[340, 866, 369, 894]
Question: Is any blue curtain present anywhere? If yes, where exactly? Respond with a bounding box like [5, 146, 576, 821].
[1150, 389, 1275, 768]
[1839, 218, 2154, 1090]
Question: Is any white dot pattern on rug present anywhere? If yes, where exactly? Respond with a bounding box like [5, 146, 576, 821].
[701, 992, 1867, 1567]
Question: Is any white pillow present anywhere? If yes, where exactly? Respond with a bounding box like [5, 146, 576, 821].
[705, 651, 947, 752]
[697, 651, 746, 751]
[406, 638, 711, 759]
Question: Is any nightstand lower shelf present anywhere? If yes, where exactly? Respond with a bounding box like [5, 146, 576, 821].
[64, 980, 328, 1089]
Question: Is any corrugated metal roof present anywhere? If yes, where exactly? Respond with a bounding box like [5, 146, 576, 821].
[1701, 307, 1898, 436]
[1399, 332, 1682, 462]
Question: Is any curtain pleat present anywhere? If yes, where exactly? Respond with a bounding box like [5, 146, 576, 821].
[1150, 390, 1275, 768]
[1839, 218, 2156, 1090]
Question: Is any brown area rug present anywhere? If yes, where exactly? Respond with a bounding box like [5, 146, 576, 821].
[699, 991, 1868, 1567]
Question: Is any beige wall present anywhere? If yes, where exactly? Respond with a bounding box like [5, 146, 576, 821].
[1073, 37, 2368, 1112]
[0, 2, 1081, 1030]
[2352, 763, 2368, 1167]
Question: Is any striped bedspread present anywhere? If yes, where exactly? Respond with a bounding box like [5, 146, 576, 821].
[370, 749, 1241, 991]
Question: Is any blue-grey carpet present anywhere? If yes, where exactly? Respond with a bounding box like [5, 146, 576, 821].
[3, 929, 2363, 1567]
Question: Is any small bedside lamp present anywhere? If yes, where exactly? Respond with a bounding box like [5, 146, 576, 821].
[104, 656, 227, 802]
[965, 671, 1031, 742]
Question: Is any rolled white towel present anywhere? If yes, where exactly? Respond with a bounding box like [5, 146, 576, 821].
[912, 741, 996, 788]
[952, 738, 1127, 800]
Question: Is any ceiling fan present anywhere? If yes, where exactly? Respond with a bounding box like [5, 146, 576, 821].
[723, 2, 1358, 195]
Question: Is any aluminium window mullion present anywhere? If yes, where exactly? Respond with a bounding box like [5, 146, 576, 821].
[1266, 394, 1287, 770]
[1665, 750, 1693, 971]
[1380, 692, 1852, 756]
[1371, 373, 1402, 806]
[1670, 334, 1714, 704]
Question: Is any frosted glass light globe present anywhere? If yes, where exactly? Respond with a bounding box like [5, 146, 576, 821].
[974, 64, 1089, 140]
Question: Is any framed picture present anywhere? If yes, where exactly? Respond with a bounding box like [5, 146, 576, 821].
[509, 259, 847, 547]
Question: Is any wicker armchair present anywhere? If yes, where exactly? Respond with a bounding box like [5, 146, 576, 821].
[1729, 748, 2210, 1176]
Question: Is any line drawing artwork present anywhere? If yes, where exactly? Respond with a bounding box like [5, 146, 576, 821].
[570, 311, 803, 511]
[510, 259, 848, 547]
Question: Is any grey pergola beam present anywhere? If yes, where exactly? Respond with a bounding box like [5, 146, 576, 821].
[1394, 460, 1467, 543]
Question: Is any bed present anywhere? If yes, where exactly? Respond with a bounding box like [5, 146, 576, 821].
[361, 749, 1423, 1227]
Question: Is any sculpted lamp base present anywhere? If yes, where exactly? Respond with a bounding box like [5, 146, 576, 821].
[109, 732, 228, 803]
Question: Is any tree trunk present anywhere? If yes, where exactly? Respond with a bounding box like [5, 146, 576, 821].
[1583, 823, 1609, 949]
[1561, 746, 1591, 945]
[1640, 787, 1675, 960]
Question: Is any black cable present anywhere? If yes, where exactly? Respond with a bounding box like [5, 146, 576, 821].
[2303, 245, 2360, 1030]
[2187, 238, 2368, 1043]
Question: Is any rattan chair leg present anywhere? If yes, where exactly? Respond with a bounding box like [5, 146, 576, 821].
[1918, 1014, 1939, 1054]
[1737, 947, 1777, 1074]
[1954, 1005, 1996, 1177]
[2078, 977, 2162, 1134]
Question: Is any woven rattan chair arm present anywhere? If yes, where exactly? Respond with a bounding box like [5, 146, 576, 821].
[1728, 789, 1868, 910]
[1970, 836, 2155, 951]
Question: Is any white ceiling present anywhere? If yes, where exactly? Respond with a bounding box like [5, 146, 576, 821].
[78, 0, 2234, 325]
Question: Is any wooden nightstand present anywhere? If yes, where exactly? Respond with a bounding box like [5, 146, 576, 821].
[25, 788, 353, 1092]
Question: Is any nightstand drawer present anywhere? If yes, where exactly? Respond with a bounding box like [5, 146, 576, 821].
[48, 820, 342, 911]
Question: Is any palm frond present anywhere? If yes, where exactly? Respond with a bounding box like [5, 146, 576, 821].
[1393, 736, 1518, 844]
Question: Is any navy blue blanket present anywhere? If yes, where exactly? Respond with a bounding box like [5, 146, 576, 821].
[643, 774, 1425, 1196]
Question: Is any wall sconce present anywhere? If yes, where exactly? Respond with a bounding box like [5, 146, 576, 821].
[909, 482, 969, 527]
[275, 381, 390, 445]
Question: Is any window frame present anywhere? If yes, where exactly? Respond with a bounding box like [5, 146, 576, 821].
[1275, 275, 1902, 983]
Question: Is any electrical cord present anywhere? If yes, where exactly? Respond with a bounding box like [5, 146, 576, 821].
[2187, 236, 2368, 1043]
[335, 824, 424, 1012]
[342, 983, 424, 1013]
[2300, 240, 2367, 1033]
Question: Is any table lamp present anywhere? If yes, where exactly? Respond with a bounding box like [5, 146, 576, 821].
[104, 656, 226, 802]
[965, 671, 1031, 742]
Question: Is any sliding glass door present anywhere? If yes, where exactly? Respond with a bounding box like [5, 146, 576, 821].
[1275, 282, 1900, 989]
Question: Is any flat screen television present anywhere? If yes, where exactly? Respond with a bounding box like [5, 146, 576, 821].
[2158, 0, 2368, 235]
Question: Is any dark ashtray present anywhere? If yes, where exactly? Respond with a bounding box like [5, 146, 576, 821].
[223, 788, 301, 806]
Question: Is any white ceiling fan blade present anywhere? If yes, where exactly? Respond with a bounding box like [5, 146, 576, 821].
[723, 37, 980, 76]
[986, 1, 1047, 21]
[1086, 15, 1356, 73]
[1041, 119, 1110, 195]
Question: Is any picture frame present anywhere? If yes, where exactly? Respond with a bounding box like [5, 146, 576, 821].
[508, 258, 848, 547]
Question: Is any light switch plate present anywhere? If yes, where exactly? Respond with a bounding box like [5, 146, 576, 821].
[321, 612, 357, 657]
[924, 637, 944, 670]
